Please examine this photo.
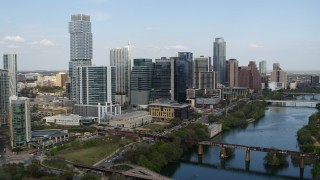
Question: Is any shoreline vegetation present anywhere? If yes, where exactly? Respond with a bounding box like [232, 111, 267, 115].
[122, 101, 268, 172]
[296, 103, 320, 178]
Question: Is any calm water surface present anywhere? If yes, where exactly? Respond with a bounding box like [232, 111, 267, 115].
[161, 106, 317, 180]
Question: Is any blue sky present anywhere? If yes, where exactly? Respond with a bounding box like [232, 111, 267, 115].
[0, 0, 319, 71]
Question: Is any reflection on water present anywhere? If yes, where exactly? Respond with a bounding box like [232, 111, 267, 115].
[161, 107, 317, 180]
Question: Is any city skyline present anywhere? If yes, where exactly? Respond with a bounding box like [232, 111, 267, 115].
[0, 0, 319, 71]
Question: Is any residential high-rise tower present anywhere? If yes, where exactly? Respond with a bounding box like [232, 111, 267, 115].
[178, 52, 193, 89]
[69, 14, 93, 99]
[3, 53, 17, 96]
[0, 69, 9, 126]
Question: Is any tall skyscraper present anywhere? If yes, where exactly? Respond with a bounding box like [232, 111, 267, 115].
[0, 69, 9, 126]
[9, 96, 31, 149]
[3, 53, 17, 96]
[151, 58, 171, 101]
[171, 57, 187, 102]
[193, 56, 212, 88]
[213, 38, 226, 87]
[151, 57, 187, 103]
[178, 52, 193, 88]
[271, 63, 287, 89]
[131, 59, 154, 105]
[227, 59, 239, 87]
[76, 66, 115, 105]
[110, 43, 131, 99]
[69, 14, 93, 99]
[259, 60, 267, 76]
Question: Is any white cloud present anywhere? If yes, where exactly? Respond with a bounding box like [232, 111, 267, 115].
[164, 45, 188, 50]
[146, 27, 153, 30]
[32, 39, 55, 46]
[249, 43, 263, 48]
[7, 45, 20, 49]
[4, 35, 25, 42]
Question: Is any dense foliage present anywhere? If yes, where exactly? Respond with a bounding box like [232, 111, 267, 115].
[208, 101, 267, 130]
[264, 150, 288, 166]
[122, 123, 209, 172]
[297, 103, 320, 179]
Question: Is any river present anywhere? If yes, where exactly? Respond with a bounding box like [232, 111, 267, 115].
[161, 106, 317, 180]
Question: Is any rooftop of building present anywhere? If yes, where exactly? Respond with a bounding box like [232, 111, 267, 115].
[113, 111, 150, 119]
[31, 129, 68, 139]
[148, 102, 190, 108]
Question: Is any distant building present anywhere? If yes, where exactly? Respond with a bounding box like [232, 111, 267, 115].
[43, 114, 92, 126]
[130, 59, 154, 106]
[109, 111, 152, 129]
[148, 102, 190, 120]
[238, 61, 261, 92]
[55, 72, 68, 88]
[213, 38, 226, 86]
[36, 75, 56, 87]
[270, 63, 287, 89]
[178, 52, 193, 89]
[269, 82, 285, 91]
[3, 53, 17, 96]
[110, 43, 131, 102]
[227, 59, 238, 87]
[290, 81, 297, 90]
[311, 76, 320, 87]
[199, 72, 215, 89]
[259, 60, 267, 76]
[0, 69, 9, 126]
[69, 14, 93, 100]
[9, 96, 31, 149]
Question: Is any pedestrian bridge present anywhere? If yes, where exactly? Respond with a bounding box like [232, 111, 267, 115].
[265, 100, 320, 108]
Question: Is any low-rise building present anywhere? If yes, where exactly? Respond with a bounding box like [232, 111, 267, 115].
[29, 129, 69, 148]
[148, 102, 190, 120]
[109, 111, 152, 129]
[43, 114, 92, 126]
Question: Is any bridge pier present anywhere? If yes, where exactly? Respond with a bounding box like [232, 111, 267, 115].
[300, 156, 304, 169]
[198, 144, 203, 155]
[245, 149, 250, 162]
[220, 147, 227, 158]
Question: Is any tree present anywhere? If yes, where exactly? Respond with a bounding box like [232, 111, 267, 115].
[80, 173, 100, 180]
[316, 103, 320, 111]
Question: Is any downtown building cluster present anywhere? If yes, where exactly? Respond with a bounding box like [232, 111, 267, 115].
[0, 13, 291, 149]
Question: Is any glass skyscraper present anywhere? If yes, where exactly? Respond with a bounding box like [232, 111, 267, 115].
[178, 52, 193, 88]
[69, 14, 92, 99]
[9, 96, 31, 149]
[130, 59, 154, 105]
[3, 53, 17, 96]
[0, 69, 9, 126]
[213, 38, 226, 87]
[193, 56, 212, 89]
[259, 60, 267, 76]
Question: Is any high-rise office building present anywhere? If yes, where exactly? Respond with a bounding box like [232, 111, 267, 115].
[9, 96, 31, 149]
[171, 57, 187, 102]
[76, 66, 115, 105]
[178, 52, 193, 88]
[110, 43, 131, 98]
[199, 72, 215, 89]
[193, 56, 212, 89]
[0, 69, 9, 126]
[213, 38, 226, 86]
[227, 59, 239, 87]
[151, 57, 187, 103]
[311, 76, 320, 86]
[151, 58, 171, 101]
[259, 60, 267, 76]
[271, 63, 287, 89]
[238, 61, 261, 92]
[3, 53, 17, 96]
[131, 59, 154, 105]
[69, 14, 93, 100]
